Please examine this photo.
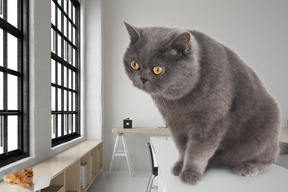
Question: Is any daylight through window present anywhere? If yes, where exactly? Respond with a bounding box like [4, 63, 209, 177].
[0, 0, 29, 167]
[51, 0, 80, 147]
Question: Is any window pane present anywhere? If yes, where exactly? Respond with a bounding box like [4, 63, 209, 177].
[57, 114, 62, 137]
[73, 114, 76, 132]
[51, 1, 55, 25]
[0, 72, 3, 110]
[68, 44, 72, 63]
[64, 114, 67, 135]
[64, 0, 67, 13]
[73, 92, 76, 111]
[51, 59, 56, 84]
[0, 116, 3, 154]
[68, 0, 71, 17]
[64, 67, 67, 87]
[57, 34, 62, 57]
[51, 86, 55, 111]
[51, 115, 56, 139]
[7, 0, 18, 28]
[0, 0, 3, 19]
[57, 9, 62, 31]
[64, 41, 67, 61]
[73, 48, 76, 66]
[0, 30, 3, 67]
[72, 27, 76, 45]
[67, 69, 70, 89]
[72, 71, 75, 90]
[64, 17, 67, 37]
[57, 0, 62, 6]
[57, 88, 62, 110]
[8, 116, 18, 152]
[67, 91, 71, 111]
[7, 75, 18, 110]
[51, 29, 55, 53]
[69, 1, 73, 20]
[68, 23, 72, 42]
[7, 33, 18, 71]
[72, 6, 75, 24]
[57, 63, 62, 85]
[64, 90, 67, 111]
[68, 114, 72, 133]
[0, 137, 3, 153]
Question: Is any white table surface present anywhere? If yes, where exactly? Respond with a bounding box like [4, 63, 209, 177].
[151, 136, 288, 192]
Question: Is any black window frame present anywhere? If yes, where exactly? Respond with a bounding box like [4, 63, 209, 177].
[0, 0, 29, 167]
[51, 0, 80, 147]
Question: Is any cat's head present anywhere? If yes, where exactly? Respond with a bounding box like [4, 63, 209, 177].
[123, 22, 200, 99]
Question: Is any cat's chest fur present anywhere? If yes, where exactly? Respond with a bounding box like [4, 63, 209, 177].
[152, 94, 204, 132]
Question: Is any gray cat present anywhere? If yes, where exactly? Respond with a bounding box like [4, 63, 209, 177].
[123, 22, 288, 185]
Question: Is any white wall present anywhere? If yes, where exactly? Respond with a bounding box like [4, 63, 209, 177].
[84, 0, 103, 140]
[102, 0, 288, 171]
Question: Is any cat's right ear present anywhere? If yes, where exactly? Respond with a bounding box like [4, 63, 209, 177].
[169, 32, 191, 55]
[124, 22, 140, 43]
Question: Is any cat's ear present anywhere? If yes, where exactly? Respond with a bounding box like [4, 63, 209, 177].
[169, 32, 191, 54]
[124, 22, 140, 43]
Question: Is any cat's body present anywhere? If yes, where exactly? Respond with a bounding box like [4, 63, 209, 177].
[123, 23, 288, 185]
[4, 168, 34, 187]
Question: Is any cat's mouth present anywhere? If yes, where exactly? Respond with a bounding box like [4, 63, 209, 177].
[137, 82, 154, 94]
[140, 82, 164, 95]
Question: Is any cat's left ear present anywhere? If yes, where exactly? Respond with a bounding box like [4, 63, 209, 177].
[169, 32, 191, 55]
[124, 22, 140, 43]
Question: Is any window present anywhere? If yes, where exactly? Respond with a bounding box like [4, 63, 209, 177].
[51, 0, 80, 147]
[0, 0, 29, 167]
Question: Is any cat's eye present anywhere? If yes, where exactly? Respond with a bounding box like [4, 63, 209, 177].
[130, 61, 140, 70]
[153, 66, 163, 75]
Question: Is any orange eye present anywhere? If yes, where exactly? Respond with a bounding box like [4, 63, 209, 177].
[153, 66, 163, 75]
[130, 61, 140, 70]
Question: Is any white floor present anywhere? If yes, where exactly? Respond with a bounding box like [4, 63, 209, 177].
[87, 170, 157, 192]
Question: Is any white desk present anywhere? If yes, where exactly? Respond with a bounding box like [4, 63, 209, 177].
[151, 137, 288, 192]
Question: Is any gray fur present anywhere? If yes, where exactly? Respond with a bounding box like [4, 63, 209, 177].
[123, 23, 288, 185]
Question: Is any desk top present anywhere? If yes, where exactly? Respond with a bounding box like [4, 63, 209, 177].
[151, 136, 288, 192]
[112, 127, 170, 134]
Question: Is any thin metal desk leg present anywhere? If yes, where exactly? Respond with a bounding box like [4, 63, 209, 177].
[108, 133, 133, 176]
[122, 133, 132, 176]
[109, 133, 120, 176]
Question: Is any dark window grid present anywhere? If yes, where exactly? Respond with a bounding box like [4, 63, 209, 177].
[51, 25, 77, 66]
[51, 56, 78, 140]
[51, 25, 76, 49]
[0, 0, 29, 167]
[51, 62, 78, 138]
[51, 0, 80, 147]
[52, 0, 78, 28]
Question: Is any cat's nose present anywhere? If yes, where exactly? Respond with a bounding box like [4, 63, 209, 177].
[140, 77, 148, 84]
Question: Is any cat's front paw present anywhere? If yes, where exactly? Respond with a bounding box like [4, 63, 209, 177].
[233, 162, 267, 177]
[24, 183, 30, 187]
[179, 170, 202, 185]
[172, 161, 183, 176]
